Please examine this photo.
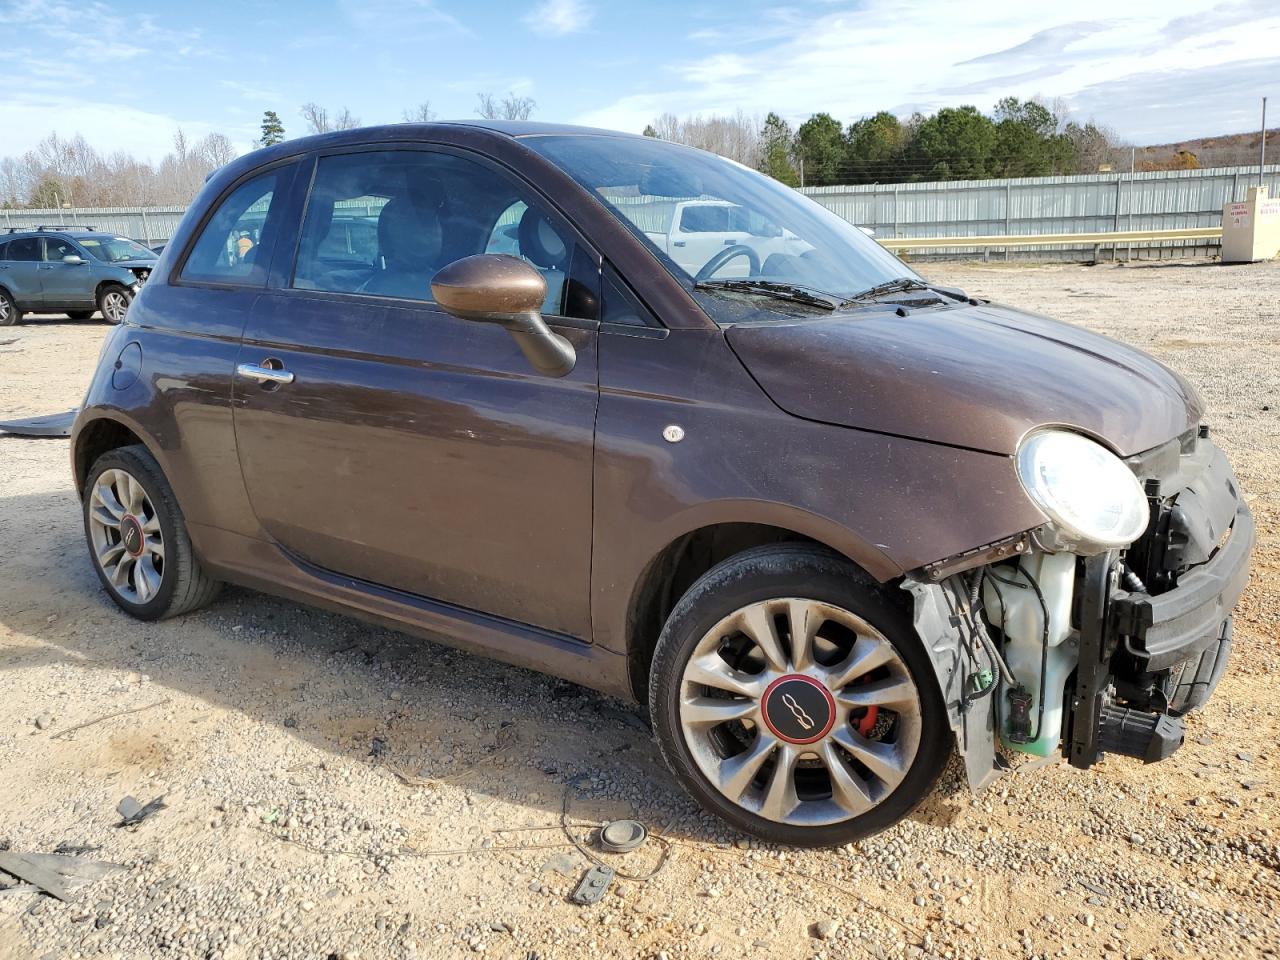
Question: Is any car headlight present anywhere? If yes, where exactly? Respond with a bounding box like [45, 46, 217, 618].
[1016, 430, 1149, 553]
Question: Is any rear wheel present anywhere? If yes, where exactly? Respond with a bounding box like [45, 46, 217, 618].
[66, 310, 95, 321]
[0, 288, 21, 326]
[83, 444, 221, 620]
[649, 544, 949, 847]
[97, 285, 132, 324]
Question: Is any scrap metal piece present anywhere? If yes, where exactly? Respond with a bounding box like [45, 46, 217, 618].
[598, 820, 647, 854]
[568, 865, 614, 905]
[0, 852, 76, 902]
[0, 409, 78, 438]
[116, 795, 166, 826]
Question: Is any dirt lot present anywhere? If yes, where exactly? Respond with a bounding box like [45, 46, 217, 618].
[1, 260, 1277, 960]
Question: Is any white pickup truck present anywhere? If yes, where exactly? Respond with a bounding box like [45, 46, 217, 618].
[643, 200, 812, 279]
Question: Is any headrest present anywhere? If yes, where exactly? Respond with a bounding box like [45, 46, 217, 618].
[517, 206, 568, 269]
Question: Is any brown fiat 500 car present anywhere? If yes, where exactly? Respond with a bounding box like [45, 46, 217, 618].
[72, 122, 1253, 846]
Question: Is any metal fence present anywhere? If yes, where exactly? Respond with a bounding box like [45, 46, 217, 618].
[800, 164, 1280, 260]
[5, 163, 1279, 261]
[1, 206, 186, 247]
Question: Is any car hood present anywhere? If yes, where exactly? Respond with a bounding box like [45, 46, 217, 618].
[725, 301, 1203, 457]
[115, 258, 157, 270]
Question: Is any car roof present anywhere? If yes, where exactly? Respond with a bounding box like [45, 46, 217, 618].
[3, 227, 121, 240]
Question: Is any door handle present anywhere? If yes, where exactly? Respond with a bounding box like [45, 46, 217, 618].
[672, 240, 686, 247]
[237, 361, 294, 385]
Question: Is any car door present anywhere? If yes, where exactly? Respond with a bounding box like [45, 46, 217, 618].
[3, 237, 44, 307]
[39, 236, 94, 307]
[233, 146, 601, 640]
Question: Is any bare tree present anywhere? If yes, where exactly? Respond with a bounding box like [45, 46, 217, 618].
[645, 110, 762, 166]
[476, 92, 537, 121]
[402, 101, 437, 123]
[300, 102, 329, 134]
[332, 107, 361, 131]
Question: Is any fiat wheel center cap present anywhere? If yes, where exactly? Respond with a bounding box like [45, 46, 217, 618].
[761, 674, 836, 744]
[120, 515, 145, 557]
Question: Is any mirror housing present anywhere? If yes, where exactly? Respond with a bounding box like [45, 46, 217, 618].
[62, 254, 86, 265]
[431, 254, 576, 378]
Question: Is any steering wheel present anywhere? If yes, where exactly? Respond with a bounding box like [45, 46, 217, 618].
[694, 244, 761, 283]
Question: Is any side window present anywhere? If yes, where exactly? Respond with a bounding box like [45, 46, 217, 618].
[292, 150, 590, 318]
[600, 264, 657, 327]
[0, 241, 8, 260]
[679, 205, 730, 233]
[8, 237, 40, 261]
[181, 166, 292, 285]
[44, 237, 78, 261]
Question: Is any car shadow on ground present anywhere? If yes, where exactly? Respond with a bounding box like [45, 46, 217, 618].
[0, 480, 968, 845]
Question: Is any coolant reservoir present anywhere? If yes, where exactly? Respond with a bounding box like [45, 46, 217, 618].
[983, 551, 1079, 757]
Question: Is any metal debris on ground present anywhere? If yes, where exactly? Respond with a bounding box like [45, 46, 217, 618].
[0, 409, 79, 438]
[568, 864, 614, 905]
[597, 819, 647, 853]
[51, 698, 170, 740]
[116, 795, 166, 827]
[0, 851, 125, 901]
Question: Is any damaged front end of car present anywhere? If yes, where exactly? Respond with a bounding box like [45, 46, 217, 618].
[905, 425, 1254, 792]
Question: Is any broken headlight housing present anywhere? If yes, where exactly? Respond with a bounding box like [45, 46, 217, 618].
[1016, 429, 1149, 554]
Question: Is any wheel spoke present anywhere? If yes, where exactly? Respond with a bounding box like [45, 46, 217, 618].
[759, 743, 800, 822]
[90, 505, 120, 528]
[136, 557, 161, 602]
[97, 541, 126, 568]
[835, 674, 918, 711]
[824, 634, 898, 690]
[684, 652, 767, 700]
[833, 726, 908, 791]
[93, 481, 127, 520]
[111, 554, 135, 589]
[122, 474, 145, 515]
[144, 535, 165, 561]
[785, 599, 821, 672]
[141, 513, 161, 534]
[737, 604, 788, 672]
[716, 731, 777, 800]
[681, 696, 757, 728]
[820, 741, 875, 816]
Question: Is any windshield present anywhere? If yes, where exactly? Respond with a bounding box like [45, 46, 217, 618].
[522, 134, 918, 320]
[78, 236, 157, 263]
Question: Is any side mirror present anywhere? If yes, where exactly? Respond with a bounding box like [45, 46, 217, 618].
[431, 254, 576, 378]
[62, 254, 87, 265]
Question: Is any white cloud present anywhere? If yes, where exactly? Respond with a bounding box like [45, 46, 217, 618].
[573, 0, 1280, 141]
[523, 0, 594, 37]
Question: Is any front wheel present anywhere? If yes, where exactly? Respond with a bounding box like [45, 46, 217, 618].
[83, 444, 221, 620]
[649, 544, 949, 847]
[97, 285, 132, 324]
[0, 288, 21, 326]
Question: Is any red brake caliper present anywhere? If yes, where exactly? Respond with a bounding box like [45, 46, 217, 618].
[854, 674, 879, 737]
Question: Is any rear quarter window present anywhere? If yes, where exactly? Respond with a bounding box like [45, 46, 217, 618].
[180, 164, 296, 286]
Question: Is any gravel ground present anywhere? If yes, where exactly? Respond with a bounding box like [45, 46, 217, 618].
[0, 260, 1277, 960]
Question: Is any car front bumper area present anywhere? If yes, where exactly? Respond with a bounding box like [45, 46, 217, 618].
[1066, 433, 1255, 770]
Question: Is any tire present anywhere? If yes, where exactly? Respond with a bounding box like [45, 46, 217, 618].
[82, 444, 221, 620]
[66, 310, 95, 321]
[97, 284, 132, 324]
[649, 543, 949, 847]
[0, 288, 21, 326]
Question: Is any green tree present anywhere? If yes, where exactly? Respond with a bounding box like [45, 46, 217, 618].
[759, 112, 798, 186]
[991, 97, 1071, 177]
[260, 110, 286, 147]
[845, 111, 906, 183]
[907, 106, 996, 180]
[642, 124, 658, 138]
[794, 112, 845, 186]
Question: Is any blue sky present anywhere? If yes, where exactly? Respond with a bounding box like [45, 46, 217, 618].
[1, 0, 1277, 162]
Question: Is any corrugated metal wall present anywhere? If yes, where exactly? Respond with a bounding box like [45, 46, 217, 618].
[801, 164, 1280, 260]
[0, 206, 186, 247]
[5, 164, 1279, 261]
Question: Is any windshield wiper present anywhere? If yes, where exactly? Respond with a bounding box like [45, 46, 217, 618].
[846, 277, 931, 301]
[695, 278, 847, 311]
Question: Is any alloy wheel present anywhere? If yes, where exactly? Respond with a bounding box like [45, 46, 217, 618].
[678, 598, 922, 826]
[87, 468, 165, 604]
[0, 298, 9, 322]
[102, 290, 130, 323]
